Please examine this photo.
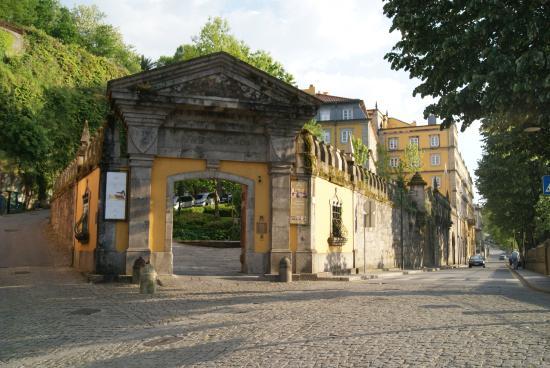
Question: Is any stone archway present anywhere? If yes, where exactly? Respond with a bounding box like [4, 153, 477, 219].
[164, 171, 255, 275]
[104, 52, 320, 275]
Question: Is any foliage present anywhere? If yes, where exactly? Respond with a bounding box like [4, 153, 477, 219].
[0, 0, 140, 72]
[475, 123, 547, 250]
[157, 17, 294, 84]
[534, 195, 550, 241]
[351, 137, 369, 167]
[0, 26, 127, 201]
[375, 144, 392, 180]
[0, 29, 14, 57]
[173, 208, 240, 241]
[303, 119, 323, 140]
[401, 142, 423, 176]
[383, 0, 550, 142]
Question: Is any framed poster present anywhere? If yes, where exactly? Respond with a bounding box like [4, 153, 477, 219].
[290, 180, 309, 225]
[105, 172, 127, 220]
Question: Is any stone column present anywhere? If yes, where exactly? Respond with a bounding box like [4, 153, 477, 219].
[125, 154, 154, 274]
[269, 162, 292, 274]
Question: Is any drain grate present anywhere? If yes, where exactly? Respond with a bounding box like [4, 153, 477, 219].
[14, 271, 30, 275]
[422, 304, 461, 309]
[69, 308, 101, 316]
[143, 336, 183, 347]
[4, 229, 19, 232]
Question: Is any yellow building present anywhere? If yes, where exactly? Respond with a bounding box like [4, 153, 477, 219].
[302, 85, 379, 173]
[378, 114, 476, 264]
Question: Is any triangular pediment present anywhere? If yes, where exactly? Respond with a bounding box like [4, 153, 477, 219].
[108, 52, 321, 114]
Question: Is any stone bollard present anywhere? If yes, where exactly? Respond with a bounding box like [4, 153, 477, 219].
[132, 256, 146, 284]
[279, 256, 292, 283]
[139, 263, 157, 294]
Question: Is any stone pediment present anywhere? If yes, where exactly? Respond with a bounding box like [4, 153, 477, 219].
[108, 52, 320, 117]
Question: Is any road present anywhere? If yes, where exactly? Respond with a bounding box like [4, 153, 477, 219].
[1, 212, 549, 367]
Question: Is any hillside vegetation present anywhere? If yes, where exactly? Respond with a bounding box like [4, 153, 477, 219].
[0, 25, 128, 204]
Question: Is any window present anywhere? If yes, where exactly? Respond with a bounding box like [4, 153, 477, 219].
[323, 129, 331, 143]
[340, 128, 353, 143]
[432, 176, 441, 189]
[329, 197, 347, 246]
[320, 109, 330, 121]
[389, 157, 400, 168]
[342, 108, 353, 120]
[388, 137, 398, 150]
[409, 136, 419, 146]
[430, 153, 441, 166]
[430, 134, 440, 147]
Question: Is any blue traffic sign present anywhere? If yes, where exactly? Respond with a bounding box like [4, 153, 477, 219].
[544, 176, 550, 196]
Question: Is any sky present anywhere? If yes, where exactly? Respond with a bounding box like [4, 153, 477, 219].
[61, 0, 482, 199]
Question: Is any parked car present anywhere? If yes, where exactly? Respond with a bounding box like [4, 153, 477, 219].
[194, 192, 216, 207]
[220, 193, 233, 203]
[499, 254, 507, 260]
[469, 255, 486, 268]
[174, 195, 194, 209]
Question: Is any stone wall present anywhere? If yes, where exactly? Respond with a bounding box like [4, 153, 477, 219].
[50, 185, 75, 252]
[526, 240, 550, 275]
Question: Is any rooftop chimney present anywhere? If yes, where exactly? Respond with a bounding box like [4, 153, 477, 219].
[302, 84, 316, 95]
[428, 114, 437, 125]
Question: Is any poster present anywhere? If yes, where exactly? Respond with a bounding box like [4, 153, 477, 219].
[290, 180, 308, 224]
[105, 172, 127, 220]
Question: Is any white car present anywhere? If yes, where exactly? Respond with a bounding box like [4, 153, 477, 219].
[193, 192, 216, 207]
[174, 195, 194, 209]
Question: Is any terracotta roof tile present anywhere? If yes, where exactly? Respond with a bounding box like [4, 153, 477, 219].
[315, 93, 359, 104]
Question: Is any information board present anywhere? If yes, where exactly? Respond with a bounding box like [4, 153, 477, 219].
[290, 180, 309, 224]
[105, 172, 127, 220]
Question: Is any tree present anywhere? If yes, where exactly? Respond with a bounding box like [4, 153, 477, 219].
[475, 124, 546, 251]
[156, 17, 294, 84]
[303, 119, 323, 140]
[352, 137, 369, 167]
[383, 1, 550, 140]
[140, 55, 155, 71]
[375, 144, 392, 180]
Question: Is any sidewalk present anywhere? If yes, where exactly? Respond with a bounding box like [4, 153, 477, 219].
[511, 267, 550, 294]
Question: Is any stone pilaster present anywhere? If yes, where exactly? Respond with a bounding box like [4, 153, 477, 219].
[125, 154, 154, 274]
[269, 162, 292, 274]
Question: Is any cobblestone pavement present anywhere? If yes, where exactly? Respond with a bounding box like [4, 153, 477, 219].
[173, 243, 241, 276]
[1, 258, 549, 368]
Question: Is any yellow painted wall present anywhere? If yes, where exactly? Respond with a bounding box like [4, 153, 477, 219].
[115, 221, 129, 252]
[74, 168, 100, 253]
[381, 125, 452, 194]
[149, 157, 270, 253]
[313, 177, 354, 254]
[319, 121, 367, 151]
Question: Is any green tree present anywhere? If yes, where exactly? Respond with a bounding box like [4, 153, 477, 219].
[351, 137, 369, 167]
[375, 143, 392, 180]
[303, 119, 323, 140]
[383, 0, 550, 141]
[157, 17, 294, 84]
[475, 124, 546, 251]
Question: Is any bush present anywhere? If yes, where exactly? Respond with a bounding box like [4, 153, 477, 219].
[173, 211, 240, 240]
[203, 203, 235, 217]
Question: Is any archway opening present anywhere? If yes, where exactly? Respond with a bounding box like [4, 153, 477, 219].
[171, 177, 247, 276]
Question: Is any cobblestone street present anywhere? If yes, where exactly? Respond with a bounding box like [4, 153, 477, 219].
[2, 259, 549, 367]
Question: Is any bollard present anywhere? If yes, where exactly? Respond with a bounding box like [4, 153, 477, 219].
[279, 256, 292, 283]
[132, 257, 146, 284]
[139, 263, 157, 294]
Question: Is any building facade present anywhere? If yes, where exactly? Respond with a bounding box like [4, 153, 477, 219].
[302, 85, 378, 172]
[378, 115, 476, 265]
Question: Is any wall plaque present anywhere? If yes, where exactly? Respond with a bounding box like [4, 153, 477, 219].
[105, 172, 127, 220]
[290, 180, 309, 225]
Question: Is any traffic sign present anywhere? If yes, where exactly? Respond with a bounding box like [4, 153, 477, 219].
[544, 176, 550, 196]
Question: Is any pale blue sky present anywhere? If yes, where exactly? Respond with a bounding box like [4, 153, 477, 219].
[61, 0, 482, 199]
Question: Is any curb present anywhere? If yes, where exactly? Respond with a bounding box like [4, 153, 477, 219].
[507, 266, 550, 294]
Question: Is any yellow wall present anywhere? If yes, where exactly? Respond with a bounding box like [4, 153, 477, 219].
[74, 168, 100, 253]
[149, 157, 270, 253]
[313, 177, 354, 254]
[381, 125, 451, 194]
[115, 221, 129, 252]
[319, 121, 366, 148]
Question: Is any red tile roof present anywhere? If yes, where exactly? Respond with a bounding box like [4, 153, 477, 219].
[315, 93, 359, 104]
